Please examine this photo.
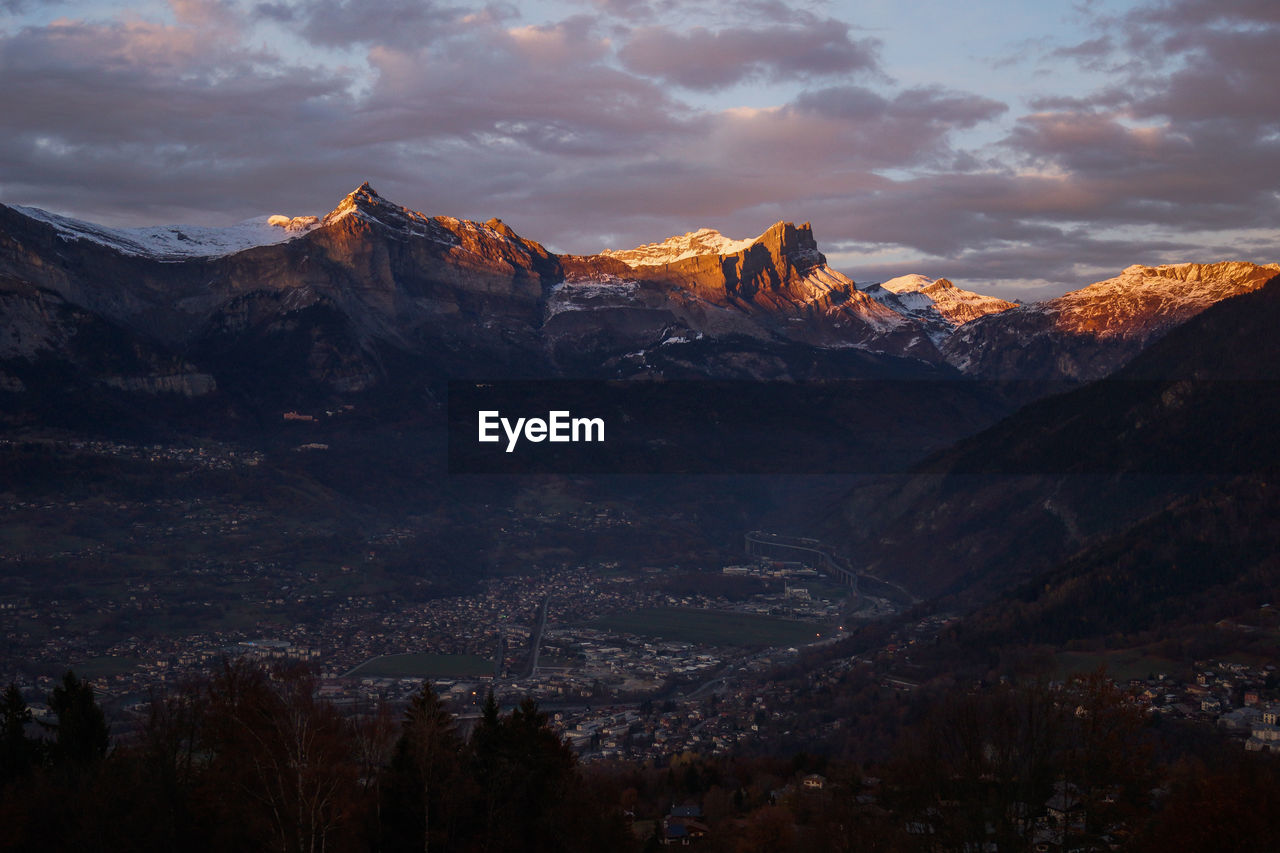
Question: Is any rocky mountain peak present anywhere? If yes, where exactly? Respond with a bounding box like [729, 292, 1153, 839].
[599, 221, 821, 270]
[322, 181, 404, 227]
[483, 218, 526, 243]
[757, 221, 820, 267]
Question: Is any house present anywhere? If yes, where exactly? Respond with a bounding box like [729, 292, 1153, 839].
[1046, 783, 1086, 832]
[661, 806, 708, 846]
[803, 773, 827, 790]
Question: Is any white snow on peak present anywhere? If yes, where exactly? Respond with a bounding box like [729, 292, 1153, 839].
[1054, 261, 1280, 310]
[14, 205, 320, 260]
[1041, 261, 1280, 336]
[878, 274, 937, 294]
[601, 227, 759, 267]
[864, 273, 1016, 342]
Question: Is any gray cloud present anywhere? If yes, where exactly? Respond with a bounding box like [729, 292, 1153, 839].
[0, 0, 63, 13]
[246, 0, 518, 49]
[617, 21, 880, 90]
[1140, 0, 1280, 27]
[797, 85, 1006, 128]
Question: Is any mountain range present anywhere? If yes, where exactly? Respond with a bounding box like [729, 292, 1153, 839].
[3, 183, 1274, 418]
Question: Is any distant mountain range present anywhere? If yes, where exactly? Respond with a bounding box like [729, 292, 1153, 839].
[2, 183, 1273, 419]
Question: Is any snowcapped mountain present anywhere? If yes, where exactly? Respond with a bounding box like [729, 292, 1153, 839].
[1036, 261, 1279, 338]
[1, 183, 1273, 404]
[943, 261, 1280, 380]
[0, 184, 950, 402]
[863, 274, 1017, 344]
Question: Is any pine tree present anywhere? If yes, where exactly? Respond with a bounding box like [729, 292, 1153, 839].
[0, 682, 36, 782]
[47, 670, 108, 766]
[392, 682, 463, 853]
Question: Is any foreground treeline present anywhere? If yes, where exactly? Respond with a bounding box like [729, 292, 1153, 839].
[0, 663, 631, 853]
[6, 665, 1280, 852]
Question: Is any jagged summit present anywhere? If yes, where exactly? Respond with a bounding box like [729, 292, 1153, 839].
[1044, 261, 1280, 335]
[318, 184, 544, 253]
[322, 181, 417, 228]
[878, 274, 943, 295]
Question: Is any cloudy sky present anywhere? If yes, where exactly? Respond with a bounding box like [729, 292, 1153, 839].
[2, 0, 1277, 298]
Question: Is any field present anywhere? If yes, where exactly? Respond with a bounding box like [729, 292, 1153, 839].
[68, 656, 139, 679]
[345, 653, 493, 678]
[591, 607, 826, 647]
[1055, 649, 1189, 683]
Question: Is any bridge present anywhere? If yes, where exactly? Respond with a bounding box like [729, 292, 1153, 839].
[525, 594, 551, 678]
[743, 531, 859, 592]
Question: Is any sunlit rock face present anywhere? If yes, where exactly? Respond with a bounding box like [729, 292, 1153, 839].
[942, 261, 1280, 381]
[561, 221, 948, 364]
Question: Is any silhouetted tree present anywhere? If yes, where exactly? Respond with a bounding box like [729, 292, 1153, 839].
[0, 683, 36, 783]
[47, 670, 108, 767]
[383, 683, 464, 852]
[201, 661, 362, 853]
[469, 696, 625, 852]
[353, 698, 399, 848]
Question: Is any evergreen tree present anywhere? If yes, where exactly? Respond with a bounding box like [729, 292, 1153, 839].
[47, 671, 108, 766]
[385, 682, 464, 852]
[469, 696, 604, 852]
[0, 683, 36, 783]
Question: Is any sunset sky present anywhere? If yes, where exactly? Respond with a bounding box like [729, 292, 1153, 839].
[2, 0, 1277, 298]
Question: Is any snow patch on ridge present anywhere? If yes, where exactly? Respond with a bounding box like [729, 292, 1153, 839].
[601, 227, 758, 266]
[545, 275, 642, 318]
[14, 205, 320, 260]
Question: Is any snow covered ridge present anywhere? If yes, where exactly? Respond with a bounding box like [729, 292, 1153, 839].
[1050, 261, 1280, 314]
[863, 274, 1017, 341]
[13, 205, 320, 260]
[601, 227, 759, 266]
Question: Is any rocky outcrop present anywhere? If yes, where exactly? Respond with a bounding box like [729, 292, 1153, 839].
[621, 221, 825, 304]
[565, 221, 939, 362]
[102, 372, 216, 396]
